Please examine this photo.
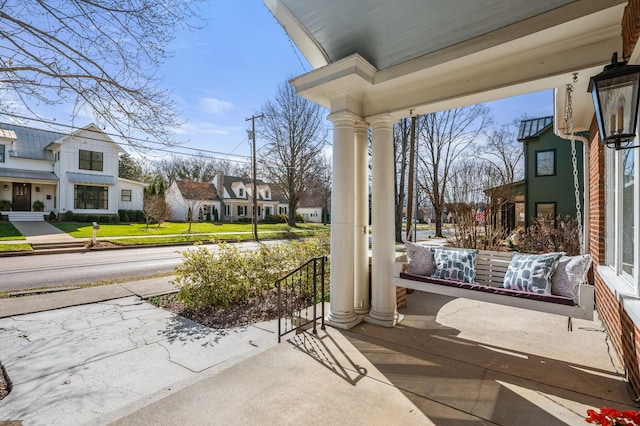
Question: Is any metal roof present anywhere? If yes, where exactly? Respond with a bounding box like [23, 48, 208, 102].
[0, 123, 65, 161]
[517, 116, 554, 141]
[0, 168, 58, 182]
[67, 172, 117, 186]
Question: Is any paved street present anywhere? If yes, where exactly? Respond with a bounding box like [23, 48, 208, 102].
[0, 241, 264, 293]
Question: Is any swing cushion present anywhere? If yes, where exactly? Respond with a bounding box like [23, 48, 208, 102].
[432, 248, 478, 283]
[503, 252, 564, 294]
[398, 272, 576, 306]
[405, 242, 436, 276]
[551, 254, 592, 302]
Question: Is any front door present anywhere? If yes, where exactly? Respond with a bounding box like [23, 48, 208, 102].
[13, 183, 31, 211]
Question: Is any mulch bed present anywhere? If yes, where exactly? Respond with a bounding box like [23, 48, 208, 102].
[0, 363, 10, 401]
[150, 291, 282, 330]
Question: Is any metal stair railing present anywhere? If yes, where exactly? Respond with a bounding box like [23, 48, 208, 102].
[276, 255, 327, 343]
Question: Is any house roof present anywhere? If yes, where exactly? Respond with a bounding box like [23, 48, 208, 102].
[223, 176, 267, 200]
[0, 122, 65, 161]
[176, 180, 219, 201]
[0, 168, 58, 182]
[67, 172, 117, 186]
[517, 116, 553, 141]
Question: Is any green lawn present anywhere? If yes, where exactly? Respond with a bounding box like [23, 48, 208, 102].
[0, 243, 32, 252]
[0, 222, 26, 241]
[54, 221, 329, 238]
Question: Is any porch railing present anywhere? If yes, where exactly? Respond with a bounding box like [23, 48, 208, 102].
[276, 255, 327, 343]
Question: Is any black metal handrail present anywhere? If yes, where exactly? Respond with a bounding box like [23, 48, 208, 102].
[276, 255, 327, 343]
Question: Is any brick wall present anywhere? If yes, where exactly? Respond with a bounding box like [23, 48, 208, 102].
[396, 287, 407, 309]
[589, 0, 640, 398]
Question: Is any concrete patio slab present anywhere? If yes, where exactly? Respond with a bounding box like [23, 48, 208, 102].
[0, 296, 278, 425]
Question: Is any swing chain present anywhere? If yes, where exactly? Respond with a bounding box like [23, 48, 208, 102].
[565, 75, 584, 255]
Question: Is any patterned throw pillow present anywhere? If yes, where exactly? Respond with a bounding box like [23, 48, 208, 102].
[503, 252, 565, 294]
[551, 254, 592, 302]
[432, 248, 477, 283]
[406, 242, 435, 276]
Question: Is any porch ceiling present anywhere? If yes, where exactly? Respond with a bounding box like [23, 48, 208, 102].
[266, 0, 628, 131]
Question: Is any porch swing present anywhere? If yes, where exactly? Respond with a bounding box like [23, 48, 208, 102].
[393, 79, 595, 325]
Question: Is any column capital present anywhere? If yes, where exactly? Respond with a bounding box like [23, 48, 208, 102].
[354, 121, 369, 134]
[367, 113, 396, 130]
[327, 111, 360, 127]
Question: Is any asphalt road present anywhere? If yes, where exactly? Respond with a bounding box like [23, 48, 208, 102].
[0, 242, 262, 293]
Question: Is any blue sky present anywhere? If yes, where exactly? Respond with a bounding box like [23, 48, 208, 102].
[159, 0, 553, 158]
[3, 0, 553, 162]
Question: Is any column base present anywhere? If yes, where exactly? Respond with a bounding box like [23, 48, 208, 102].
[364, 311, 404, 327]
[354, 307, 370, 315]
[325, 311, 363, 330]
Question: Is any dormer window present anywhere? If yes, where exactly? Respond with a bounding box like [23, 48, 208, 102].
[265, 190, 270, 199]
[239, 188, 244, 197]
[0, 145, 4, 163]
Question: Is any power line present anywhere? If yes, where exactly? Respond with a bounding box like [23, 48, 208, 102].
[0, 112, 251, 160]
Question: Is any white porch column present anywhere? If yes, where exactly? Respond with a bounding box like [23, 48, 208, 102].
[367, 114, 402, 327]
[354, 121, 370, 315]
[326, 111, 361, 329]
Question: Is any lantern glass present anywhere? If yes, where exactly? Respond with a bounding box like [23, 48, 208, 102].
[593, 74, 640, 141]
[589, 59, 640, 148]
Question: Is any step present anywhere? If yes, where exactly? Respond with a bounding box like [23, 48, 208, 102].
[30, 247, 88, 255]
[6, 212, 46, 221]
[31, 241, 86, 250]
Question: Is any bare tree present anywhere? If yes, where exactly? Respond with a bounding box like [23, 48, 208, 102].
[258, 81, 328, 227]
[481, 125, 523, 185]
[0, 1, 203, 147]
[417, 105, 492, 237]
[394, 118, 411, 242]
[168, 180, 217, 232]
[151, 155, 249, 185]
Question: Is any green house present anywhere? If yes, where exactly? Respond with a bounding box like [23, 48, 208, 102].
[518, 116, 585, 227]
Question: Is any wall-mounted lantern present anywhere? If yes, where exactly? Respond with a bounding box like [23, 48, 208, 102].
[589, 52, 640, 150]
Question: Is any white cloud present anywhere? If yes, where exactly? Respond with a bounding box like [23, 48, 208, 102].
[199, 97, 233, 114]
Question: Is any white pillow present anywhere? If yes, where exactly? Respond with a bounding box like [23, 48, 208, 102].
[551, 254, 592, 302]
[405, 242, 435, 276]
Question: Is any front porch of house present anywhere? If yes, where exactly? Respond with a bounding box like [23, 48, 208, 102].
[102, 289, 636, 425]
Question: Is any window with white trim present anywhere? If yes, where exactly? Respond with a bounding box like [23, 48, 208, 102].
[0, 144, 5, 162]
[605, 145, 639, 288]
[121, 189, 132, 202]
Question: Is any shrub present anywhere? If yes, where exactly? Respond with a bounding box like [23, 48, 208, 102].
[87, 215, 99, 223]
[513, 216, 581, 256]
[173, 235, 330, 309]
[263, 214, 287, 224]
[64, 211, 75, 221]
[111, 215, 120, 223]
[295, 213, 304, 223]
[236, 217, 252, 223]
[98, 215, 111, 223]
[48, 211, 57, 221]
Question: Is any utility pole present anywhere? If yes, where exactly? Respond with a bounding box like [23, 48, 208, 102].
[246, 114, 264, 241]
[406, 112, 417, 242]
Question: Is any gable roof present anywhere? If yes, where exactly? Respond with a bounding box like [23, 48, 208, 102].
[0, 122, 65, 161]
[517, 116, 553, 141]
[223, 175, 267, 200]
[175, 180, 219, 201]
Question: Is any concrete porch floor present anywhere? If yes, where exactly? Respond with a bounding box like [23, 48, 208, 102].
[111, 290, 637, 425]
